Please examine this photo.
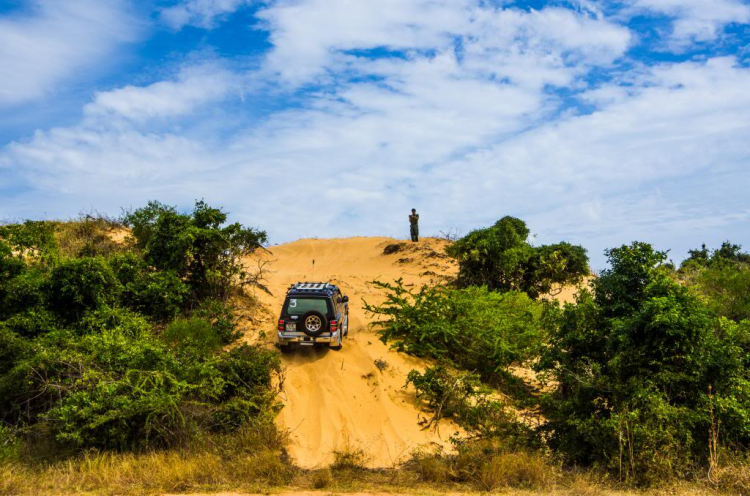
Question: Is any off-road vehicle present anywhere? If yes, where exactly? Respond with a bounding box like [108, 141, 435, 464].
[277, 282, 349, 351]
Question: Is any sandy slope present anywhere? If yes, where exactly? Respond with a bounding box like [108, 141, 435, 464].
[243, 237, 462, 469]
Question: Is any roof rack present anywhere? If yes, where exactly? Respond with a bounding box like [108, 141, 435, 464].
[287, 282, 339, 294]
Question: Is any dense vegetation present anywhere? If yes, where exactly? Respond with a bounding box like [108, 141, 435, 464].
[537, 242, 750, 483]
[0, 203, 279, 458]
[446, 216, 589, 298]
[370, 217, 750, 488]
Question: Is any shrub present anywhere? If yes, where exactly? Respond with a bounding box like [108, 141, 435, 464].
[0, 327, 281, 450]
[537, 242, 750, 483]
[688, 263, 750, 322]
[0, 204, 278, 459]
[163, 317, 223, 354]
[0, 423, 20, 462]
[407, 365, 538, 447]
[123, 200, 267, 301]
[0, 240, 25, 282]
[1, 308, 59, 339]
[366, 280, 546, 384]
[445, 216, 588, 298]
[191, 299, 239, 344]
[0, 269, 48, 320]
[48, 257, 121, 320]
[0, 221, 59, 266]
[311, 467, 333, 488]
[127, 270, 191, 320]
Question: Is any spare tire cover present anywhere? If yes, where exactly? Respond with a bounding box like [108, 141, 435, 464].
[301, 310, 328, 337]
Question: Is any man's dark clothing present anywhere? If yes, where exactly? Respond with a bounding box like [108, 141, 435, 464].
[409, 213, 419, 242]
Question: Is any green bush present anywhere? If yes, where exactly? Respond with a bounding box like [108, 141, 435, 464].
[445, 216, 588, 298]
[191, 299, 239, 344]
[0, 269, 48, 320]
[0, 240, 25, 282]
[0, 221, 59, 266]
[127, 270, 191, 320]
[686, 262, 750, 322]
[1, 308, 60, 339]
[163, 317, 223, 354]
[407, 365, 538, 447]
[123, 200, 267, 301]
[0, 203, 279, 456]
[366, 280, 546, 384]
[48, 257, 121, 320]
[1, 325, 280, 450]
[537, 242, 750, 483]
[0, 423, 19, 462]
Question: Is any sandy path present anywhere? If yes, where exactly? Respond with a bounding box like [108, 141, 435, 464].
[243, 237, 462, 468]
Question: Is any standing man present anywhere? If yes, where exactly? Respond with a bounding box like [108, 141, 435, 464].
[409, 208, 420, 242]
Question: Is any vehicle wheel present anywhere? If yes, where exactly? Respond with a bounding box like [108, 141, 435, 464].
[278, 343, 293, 353]
[343, 315, 349, 337]
[301, 310, 328, 337]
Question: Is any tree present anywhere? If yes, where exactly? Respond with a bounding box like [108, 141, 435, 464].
[537, 242, 750, 482]
[446, 216, 588, 298]
[123, 201, 268, 300]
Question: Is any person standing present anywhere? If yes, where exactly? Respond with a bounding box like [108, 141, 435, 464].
[409, 208, 420, 242]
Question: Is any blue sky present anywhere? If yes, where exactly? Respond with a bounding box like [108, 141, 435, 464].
[1, 0, 749, 267]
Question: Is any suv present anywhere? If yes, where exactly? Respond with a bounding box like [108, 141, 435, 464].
[277, 282, 349, 351]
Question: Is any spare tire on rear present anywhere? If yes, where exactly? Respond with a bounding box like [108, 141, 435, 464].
[301, 310, 328, 337]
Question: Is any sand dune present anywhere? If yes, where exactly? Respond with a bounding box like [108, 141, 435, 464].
[241, 236, 585, 469]
[243, 237, 462, 468]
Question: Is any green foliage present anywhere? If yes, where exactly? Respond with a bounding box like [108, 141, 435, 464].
[366, 279, 545, 384]
[0, 240, 25, 282]
[123, 200, 267, 301]
[48, 257, 122, 320]
[446, 216, 588, 298]
[407, 365, 538, 448]
[0, 269, 48, 321]
[163, 317, 223, 354]
[0, 326, 280, 451]
[0, 423, 19, 462]
[0, 202, 278, 456]
[537, 242, 750, 483]
[0, 221, 59, 266]
[681, 241, 750, 271]
[678, 242, 750, 323]
[190, 299, 239, 344]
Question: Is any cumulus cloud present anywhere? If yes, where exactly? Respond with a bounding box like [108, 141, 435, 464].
[83, 63, 240, 122]
[0, 0, 140, 106]
[161, 0, 252, 29]
[2, 0, 750, 266]
[257, 0, 631, 86]
[629, 0, 750, 45]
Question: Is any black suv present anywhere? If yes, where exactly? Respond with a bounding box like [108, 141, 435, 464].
[277, 282, 349, 351]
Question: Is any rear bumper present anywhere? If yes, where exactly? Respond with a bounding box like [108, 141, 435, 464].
[278, 330, 340, 346]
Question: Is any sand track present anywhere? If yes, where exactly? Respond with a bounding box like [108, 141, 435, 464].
[244, 237, 461, 468]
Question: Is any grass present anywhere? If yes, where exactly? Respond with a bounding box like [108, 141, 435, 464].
[1, 446, 736, 495]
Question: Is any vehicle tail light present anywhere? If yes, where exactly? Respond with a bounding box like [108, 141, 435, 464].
[278, 319, 285, 332]
[330, 320, 337, 332]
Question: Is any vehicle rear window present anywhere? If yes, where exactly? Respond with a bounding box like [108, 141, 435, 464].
[285, 298, 329, 316]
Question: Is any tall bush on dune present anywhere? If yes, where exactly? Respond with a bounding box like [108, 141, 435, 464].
[446, 216, 589, 298]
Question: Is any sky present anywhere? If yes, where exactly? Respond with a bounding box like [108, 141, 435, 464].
[1, 0, 749, 268]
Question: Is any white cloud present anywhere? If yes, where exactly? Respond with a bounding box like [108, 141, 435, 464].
[629, 0, 750, 45]
[0, 0, 140, 106]
[257, 0, 631, 86]
[161, 0, 252, 30]
[2, 1, 750, 267]
[83, 63, 240, 122]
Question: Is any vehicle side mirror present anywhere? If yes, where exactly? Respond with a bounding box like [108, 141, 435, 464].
[342, 296, 349, 303]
